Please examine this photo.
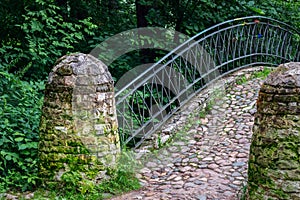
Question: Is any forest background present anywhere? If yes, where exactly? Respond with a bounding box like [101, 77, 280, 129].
[0, 0, 299, 196]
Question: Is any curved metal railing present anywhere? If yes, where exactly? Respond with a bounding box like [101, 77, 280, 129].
[115, 16, 300, 148]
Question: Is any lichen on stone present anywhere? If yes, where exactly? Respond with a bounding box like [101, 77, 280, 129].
[38, 53, 120, 188]
[247, 62, 300, 199]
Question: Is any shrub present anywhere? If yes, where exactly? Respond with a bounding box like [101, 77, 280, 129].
[0, 0, 97, 80]
[0, 71, 44, 192]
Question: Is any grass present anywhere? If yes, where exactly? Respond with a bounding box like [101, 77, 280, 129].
[238, 184, 248, 200]
[236, 75, 248, 85]
[160, 84, 224, 146]
[1, 152, 141, 200]
[235, 67, 273, 85]
[97, 168, 141, 196]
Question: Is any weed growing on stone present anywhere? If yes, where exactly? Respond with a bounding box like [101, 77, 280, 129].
[236, 75, 248, 85]
[199, 110, 206, 118]
[163, 85, 224, 148]
[252, 67, 272, 79]
[238, 184, 248, 200]
[235, 67, 273, 85]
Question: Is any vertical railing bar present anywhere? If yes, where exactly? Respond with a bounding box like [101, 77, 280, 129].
[116, 17, 300, 148]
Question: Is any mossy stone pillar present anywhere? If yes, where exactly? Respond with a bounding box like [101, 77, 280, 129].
[247, 62, 300, 200]
[39, 53, 120, 186]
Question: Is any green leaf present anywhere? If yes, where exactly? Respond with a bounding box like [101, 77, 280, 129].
[14, 137, 24, 142]
[194, 24, 199, 32]
[5, 155, 11, 161]
[18, 144, 28, 150]
[249, 7, 265, 15]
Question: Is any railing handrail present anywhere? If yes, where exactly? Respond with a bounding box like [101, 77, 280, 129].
[116, 16, 300, 148]
[115, 16, 300, 99]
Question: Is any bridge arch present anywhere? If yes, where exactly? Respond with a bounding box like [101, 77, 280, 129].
[115, 16, 300, 148]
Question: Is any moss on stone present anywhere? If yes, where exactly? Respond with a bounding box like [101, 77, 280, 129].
[39, 53, 120, 190]
[248, 63, 300, 199]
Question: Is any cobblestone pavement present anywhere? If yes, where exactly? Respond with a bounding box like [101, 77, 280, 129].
[110, 68, 266, 200]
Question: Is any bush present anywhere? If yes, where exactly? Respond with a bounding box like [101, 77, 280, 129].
[0, 0, 97, 80]
[0, 71, 44, 192]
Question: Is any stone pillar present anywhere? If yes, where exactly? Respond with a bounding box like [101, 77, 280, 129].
[247, 62, 300, 199]
[39, 53, 120, 186]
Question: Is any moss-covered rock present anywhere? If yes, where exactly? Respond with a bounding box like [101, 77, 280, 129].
[247, 62, 300, 199]
[38, 53, 120, 189]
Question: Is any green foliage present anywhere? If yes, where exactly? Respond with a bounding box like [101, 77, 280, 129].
[19, 157, 140, 199]
[238, 184, 248, 200]
[236, 67, 273, 85]
[60, 171, 83, 192]
[255, 0, 300, 30]
[0, 71, 44, 192]
[98, 150, 141, 195]
[236, 75, 248, 85]
[98, 168, 140, 195]
[0, 0, 299, 197]
[0, 0, 97, 80]
[252, 67, 272, 79]
[142, 0, 254, 35]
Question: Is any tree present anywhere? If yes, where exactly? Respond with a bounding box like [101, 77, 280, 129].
[0, 0, 97, 80]
[255, 0, 300, 29]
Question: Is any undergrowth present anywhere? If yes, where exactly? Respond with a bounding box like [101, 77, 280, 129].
[0, 70, 140, 199]
[37, 168, 139, 200]
[1, 151, 141, 200]
[0, 71, 44, 192]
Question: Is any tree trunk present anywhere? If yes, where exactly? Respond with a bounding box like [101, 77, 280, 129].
[135, 0, 155, 63]
[135, 0, 149, 28]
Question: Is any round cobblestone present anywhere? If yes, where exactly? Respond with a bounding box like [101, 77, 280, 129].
[109, 67, 267, 200]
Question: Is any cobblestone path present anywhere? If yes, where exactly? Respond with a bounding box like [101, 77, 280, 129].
[110, 68, 266, 200]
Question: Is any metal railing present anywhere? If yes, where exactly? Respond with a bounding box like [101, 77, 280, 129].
[115, 16, 300, 148]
